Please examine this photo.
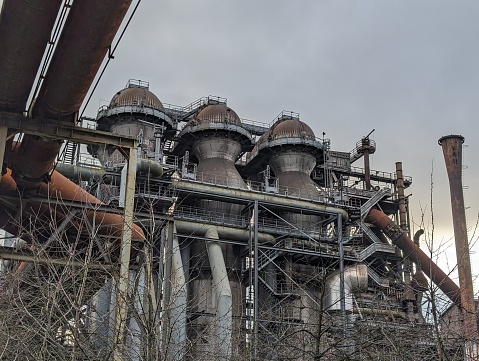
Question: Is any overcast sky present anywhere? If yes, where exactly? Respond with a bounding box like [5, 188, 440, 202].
[81, 1, 478, 283]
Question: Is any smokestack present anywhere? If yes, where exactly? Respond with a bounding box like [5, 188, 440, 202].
[438, 135, 478, 348]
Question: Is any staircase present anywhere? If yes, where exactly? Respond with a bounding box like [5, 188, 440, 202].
[357, 220, 382, 244]
[360, 188, 391, 220]
[258, 275, 293, 297]
[256, 248, 283, 272]
[366, 265, 389, 287]
[60, 141, 78, 164]
[358, 243, 396, 262]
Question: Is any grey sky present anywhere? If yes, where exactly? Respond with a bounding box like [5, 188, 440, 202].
[84, 1, 479, 279]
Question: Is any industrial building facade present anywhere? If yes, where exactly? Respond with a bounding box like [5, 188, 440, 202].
[0, 1, 477, 361]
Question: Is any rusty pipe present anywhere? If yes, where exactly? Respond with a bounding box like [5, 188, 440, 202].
[439, 134, 478, 342]
[366, 208, 461, 305]
[0, 0, 63, 113]
[7, 141, 144, 241]
[32, 0, 133, 121]
[39, 171, 144, 241]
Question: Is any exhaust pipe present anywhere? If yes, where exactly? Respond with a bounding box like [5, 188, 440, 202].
[439, 135, 478, 347]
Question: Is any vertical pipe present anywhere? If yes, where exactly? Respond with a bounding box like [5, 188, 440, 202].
[253, 200, 259, 359]
[363, 150, 371, 191]
[396, 162, 411, 284]
[112, 146, 138, 361]
[438, 135, 479, 349]
[205, 228, 232, 361]
[395, 162, 408, 231]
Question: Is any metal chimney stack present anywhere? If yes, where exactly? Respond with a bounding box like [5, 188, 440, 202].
[439, 135, 479, 353]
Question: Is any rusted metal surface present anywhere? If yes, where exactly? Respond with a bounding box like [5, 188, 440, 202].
[33, 0, 133, 121]
[366, 208, 461, 305]
[439, 134, 478, 343]
[0, 0, 62, 113]
[195, 103, 241, 125]
[110, 85, 165, 111]
[267, 117, 316, 141]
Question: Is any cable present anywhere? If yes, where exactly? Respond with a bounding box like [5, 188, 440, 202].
[79, 0, 142, 121]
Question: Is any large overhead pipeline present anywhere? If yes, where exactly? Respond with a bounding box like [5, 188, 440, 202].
[0, 0, 63, 113]
[366, 208, 461, 305]
[438, 134, 478, 343]
[32, 0, 133, 121]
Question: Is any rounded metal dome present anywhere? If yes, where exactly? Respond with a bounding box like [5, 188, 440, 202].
[195, 104, 241, 125]
[110, 86, 164, 111]
[269, 118, 315, 140]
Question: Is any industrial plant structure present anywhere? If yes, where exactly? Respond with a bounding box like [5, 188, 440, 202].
[0, 1, 477, 361]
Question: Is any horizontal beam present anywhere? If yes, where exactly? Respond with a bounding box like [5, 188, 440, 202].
[0, 112, 137, 148]
[0, 246, 114, 270]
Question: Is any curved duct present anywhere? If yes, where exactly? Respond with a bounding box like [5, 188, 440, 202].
[205, 227, 232, 361]
[366, 208, 461, 305]
[32, 0, 133, 121]
[324, 264, 368, 311]
[0, 0, 63, 113]
[39, 171, 145, 241]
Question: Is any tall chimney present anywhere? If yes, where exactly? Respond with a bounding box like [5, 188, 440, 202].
[439, 135, 478, 353]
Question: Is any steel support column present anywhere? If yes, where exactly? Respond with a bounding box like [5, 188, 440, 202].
[112, 146, 138, 361]
[253, 200, 259, 360]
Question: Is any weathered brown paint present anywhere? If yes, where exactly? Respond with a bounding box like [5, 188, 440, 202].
[439, 134, 478, 342]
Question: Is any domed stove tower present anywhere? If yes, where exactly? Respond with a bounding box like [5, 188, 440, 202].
[248, 112, 324, 231]
[245, 112, 326, 358]
[173, 100, 253, 356]
[90, 79, 174, 164]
